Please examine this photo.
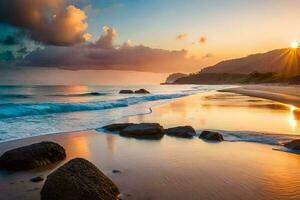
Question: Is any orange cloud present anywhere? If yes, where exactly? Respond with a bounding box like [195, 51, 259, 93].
[176, 33, 187, 40]
[198, 36, 207, 44]
[0, 0, 91, 46]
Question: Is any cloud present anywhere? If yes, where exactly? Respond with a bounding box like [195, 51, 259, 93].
[0, 0, 90, 46]
[19, 27, 200, 73]
[176, 33, 187, 40]
[198, 36, 207, 44]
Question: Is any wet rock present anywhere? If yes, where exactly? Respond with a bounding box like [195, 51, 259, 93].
[102, 123, 135, 132]
[41, 158, 120, 200]
[284, 139, 300, 150]
[120, 123, 164, 139]
[119, 90, 134, 94]
[0, 141, 66, 171]
[112, 169, 121, 173]
[134, 89, 150, 94]
[164, 126, 196, 138]
[199, 131, 224, 141]
[30, 176, 44, 182]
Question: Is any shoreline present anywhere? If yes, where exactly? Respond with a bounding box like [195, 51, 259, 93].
[220, 85, 300, 108]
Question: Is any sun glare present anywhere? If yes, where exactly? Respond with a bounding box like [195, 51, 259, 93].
[290, 40, 299, 49]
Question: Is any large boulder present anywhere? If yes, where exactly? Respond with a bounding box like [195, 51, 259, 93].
[119, 90, 134, 94]
[164, 126, 195, 138]
[41, 158, 120, 200]
[102, 123, 135, 132]
[199, 131, 224, 141]
[134, 89, 150, 94]
[284, 139, 300, 150]
[0, 141, 66, 171]
[120, 123, 164, 139]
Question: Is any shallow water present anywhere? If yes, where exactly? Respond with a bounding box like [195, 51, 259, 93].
[125, 92, 300, 145]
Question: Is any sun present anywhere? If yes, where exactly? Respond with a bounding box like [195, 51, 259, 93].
[290, 40, 299, 49]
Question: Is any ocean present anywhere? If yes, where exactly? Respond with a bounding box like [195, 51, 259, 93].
[0, 84, 228, 142]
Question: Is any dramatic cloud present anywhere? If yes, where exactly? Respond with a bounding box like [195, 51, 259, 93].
[176, 33, 187, 40]
[198, 36, 207, 44]
[0, 0, 91, 46]
[19, 27, 200, 73]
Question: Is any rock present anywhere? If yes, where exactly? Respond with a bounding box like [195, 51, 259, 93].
[199, 131, 224, 141]
[134, 89, 150, 94]
[120, 123, 164, 139]
[102, 123, 135, 132]
[119, 90, 134, 94]
[164, 126, 195, 138]
[284, 139, 300, 150]
[41, 158, 120, 200]
[0, 141, 66, 171]
[112, 169, 121, 173]
[30, 176, 44, 182]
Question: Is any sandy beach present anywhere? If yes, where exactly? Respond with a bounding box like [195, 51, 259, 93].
[221, 85, 300, 108]
[1, 89, 300, 200]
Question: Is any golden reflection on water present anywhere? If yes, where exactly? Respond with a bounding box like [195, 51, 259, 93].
[129, 92, 300, 135]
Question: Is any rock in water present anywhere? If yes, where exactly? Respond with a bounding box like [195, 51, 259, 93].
[0, 141, 66, 171]
[199, 131, 224, 141]
[134, 89, 150, 94]
[120, 123, 164, 139]
[102, 123, 135, 131]
[119, 90, 134, 94]
[284, 139, 300, 150]
[164, 126, 195, 138]
[41, 158, 120, 200]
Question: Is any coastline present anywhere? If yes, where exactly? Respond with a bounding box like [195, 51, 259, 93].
[220, 85, 300, 108]
[1, 88, 300, 199]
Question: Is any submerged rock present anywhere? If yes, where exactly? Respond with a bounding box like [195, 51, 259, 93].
[41, 158, 120, 200]
[134, 89, 150, 94]
[120, 123, 164, 139]
[199, 131, 224, 141]
[102, 123, 135, 132]
[284, 139, 300, 150]
[0, 141, 66, 171]
[164, 126, 195, 138]
[30, 176, 44, 182]
[119, 90, 134, 94]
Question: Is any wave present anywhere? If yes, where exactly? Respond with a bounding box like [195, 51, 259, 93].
[51, 92, 107, 97]
[0, 94, 31, 99]
[0, 93, 187, 118]
[202, 129, 300, 146]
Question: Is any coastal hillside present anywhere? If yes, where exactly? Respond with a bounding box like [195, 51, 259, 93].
[201, 48, 300, 75]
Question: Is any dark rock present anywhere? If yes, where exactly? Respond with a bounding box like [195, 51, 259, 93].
[112, 169, 121, 173]
[134, 89, 150, 94]
[119, 90, 134, 94]
[120, 123, 164, 139]
[0, 141, 66, 171]
[164, 126, 195, 138]
[102, 123, 135, 132]
[30, 176, 44, 182]
[41, 158, 120, 200]
[199, 130, 224, 141]
[284, 139, 300, 150]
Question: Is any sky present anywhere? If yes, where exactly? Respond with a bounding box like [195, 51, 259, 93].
[0, 0, 300, 85]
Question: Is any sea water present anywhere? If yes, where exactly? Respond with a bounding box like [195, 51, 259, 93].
[0, 85, 229, 142]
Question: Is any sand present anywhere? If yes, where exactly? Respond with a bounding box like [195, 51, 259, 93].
[221, 85, 300, 108]
[1, 90, 300, 200]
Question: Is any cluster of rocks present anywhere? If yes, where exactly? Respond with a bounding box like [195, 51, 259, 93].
[119, 88, 150, 94]
[0, 141, 120, 200]
[103, 123, 224, 141]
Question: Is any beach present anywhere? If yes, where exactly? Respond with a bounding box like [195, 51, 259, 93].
[1, 87, 300, 200]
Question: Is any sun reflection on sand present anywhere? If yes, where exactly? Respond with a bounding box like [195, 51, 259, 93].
[288, 105, 298, 132]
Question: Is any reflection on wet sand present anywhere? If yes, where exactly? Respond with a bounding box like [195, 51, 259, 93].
[128, 92, 300, 135]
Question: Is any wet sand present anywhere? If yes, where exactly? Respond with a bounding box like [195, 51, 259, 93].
[1, 91, 300, 200]
[221, 85, 300, 107]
